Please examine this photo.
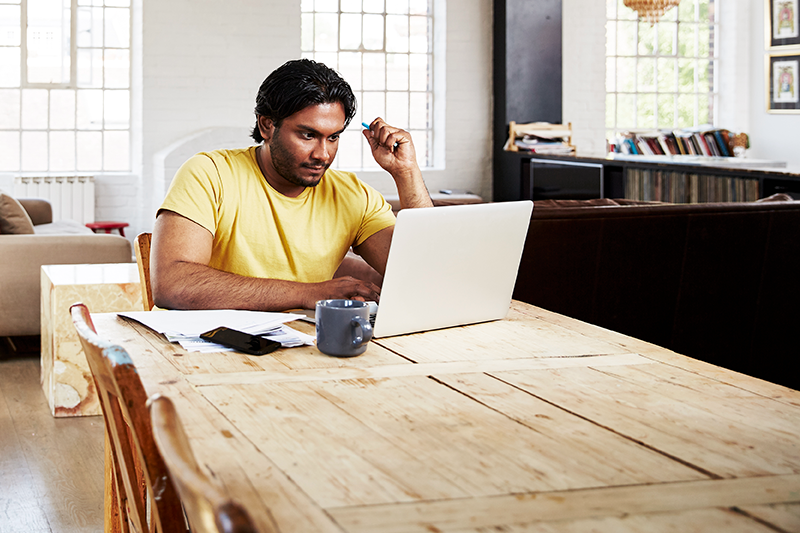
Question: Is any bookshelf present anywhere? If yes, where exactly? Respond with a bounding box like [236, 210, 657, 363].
[494, 152, 800, 203]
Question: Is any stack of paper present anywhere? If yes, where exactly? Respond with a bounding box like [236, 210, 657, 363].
[118, 309, 315, 353]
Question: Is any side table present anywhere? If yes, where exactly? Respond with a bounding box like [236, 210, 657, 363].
[86, 221, 129, 237]
[40, 263, 142, 417]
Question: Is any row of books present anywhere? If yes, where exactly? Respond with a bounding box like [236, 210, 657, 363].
[613, 128, 737, 158]
[624, 168, 760, 204]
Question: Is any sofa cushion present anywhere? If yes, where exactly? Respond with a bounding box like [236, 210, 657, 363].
[33, 220, 95, 235]
[0, 193, 36, 234]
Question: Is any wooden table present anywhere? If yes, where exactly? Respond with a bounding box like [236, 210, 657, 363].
[92, 301, 800, 532]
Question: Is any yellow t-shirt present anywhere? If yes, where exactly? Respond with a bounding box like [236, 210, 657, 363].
[159, 146, 395, 282]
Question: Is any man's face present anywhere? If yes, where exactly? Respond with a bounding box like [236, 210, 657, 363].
[262, 102, 346, 191]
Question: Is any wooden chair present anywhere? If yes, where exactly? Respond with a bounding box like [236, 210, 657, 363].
[149, 395, 261, 533]
[134, 232, 154, 311]
[70, 303, 185, 533]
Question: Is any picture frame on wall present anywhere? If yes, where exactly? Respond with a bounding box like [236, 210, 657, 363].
[767, 50, 800, 113]
[768, 0, 800, 48]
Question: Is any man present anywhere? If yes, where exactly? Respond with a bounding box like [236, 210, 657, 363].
[151, 59, 433, 311]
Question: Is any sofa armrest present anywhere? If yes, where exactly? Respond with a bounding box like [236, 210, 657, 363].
[17, 198, 53, 225]
[0, 234, 132, 337]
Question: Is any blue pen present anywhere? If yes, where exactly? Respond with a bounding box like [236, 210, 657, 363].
[362, 121, 399, 149]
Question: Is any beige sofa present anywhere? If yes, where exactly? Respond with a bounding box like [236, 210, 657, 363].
[0, 196, 132, 337]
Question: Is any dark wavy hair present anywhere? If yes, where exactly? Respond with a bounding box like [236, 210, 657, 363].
[251, 59, 357, 143]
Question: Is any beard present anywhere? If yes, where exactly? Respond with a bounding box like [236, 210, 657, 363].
[268, 128, 332, 189]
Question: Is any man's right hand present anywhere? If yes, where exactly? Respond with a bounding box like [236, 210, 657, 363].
[305, 276, 381, 309]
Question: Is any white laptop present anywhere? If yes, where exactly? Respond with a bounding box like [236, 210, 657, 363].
[372, 200, 533, 338]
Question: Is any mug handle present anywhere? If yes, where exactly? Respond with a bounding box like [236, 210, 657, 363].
[350, 315, 374, 348]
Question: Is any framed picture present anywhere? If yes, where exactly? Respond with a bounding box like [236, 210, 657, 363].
[768, 0, 800, 48]
[767, 51, 800, 113]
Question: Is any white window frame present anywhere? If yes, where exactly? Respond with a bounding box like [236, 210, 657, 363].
[0, 0, 133, 173]
[300, 0, 444, 171]
[605, 0, 720, 141]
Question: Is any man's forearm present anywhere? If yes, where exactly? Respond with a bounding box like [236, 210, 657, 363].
[392, 167, 433, 209]
[153, 261, 312, 311]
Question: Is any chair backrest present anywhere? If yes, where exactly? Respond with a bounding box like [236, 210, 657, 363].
[149, 395, 261, 533]
[135, 232, 154, 311]
[70, 303, 185, 533]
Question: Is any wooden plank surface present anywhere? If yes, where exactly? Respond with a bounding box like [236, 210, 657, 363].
[90, 302, 800, 533]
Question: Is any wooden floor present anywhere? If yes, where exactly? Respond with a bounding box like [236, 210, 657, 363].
[0, 338, 105, 533]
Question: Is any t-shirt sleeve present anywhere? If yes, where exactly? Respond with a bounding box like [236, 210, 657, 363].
[353, 180, 396, 246]
[158, 153, 222, 235]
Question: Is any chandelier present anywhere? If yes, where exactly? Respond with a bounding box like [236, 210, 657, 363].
[623, 0, 681, 25]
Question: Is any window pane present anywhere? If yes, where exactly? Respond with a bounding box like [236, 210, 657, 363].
[103, 130, 128, 170]
[409, 53, 429, 91]
[409, 91, 428, 129]
[105, 7, 129, 48]
[362, 91, 385, 122]
[363, 0, 383, 14]
[0, 4, 21, 46]
[697, 22, 710, 58]
[341, 0, 361, 13]
[27, 0, 71, 84]
[617, 57, 635, 92]
[77, 48, 103, 87]
[409, 0, 429, 16]
[336, 129, 362, 168]
[617, 21, 637, 55]
[637, 58, 655, 92]
[0, 47, 21, 87]
[362, 14, 383, 50]
[76, 130, 101, 169]
[605, 92, 616, 129]
[0, 89, 20, 128]
[50, 88, 75, 129]
[362, 52, 385, 90]
[21, 88, 48, 128]
[657, 93, 675, 127]
[386, 91, 409, 129]
[678, 58, 695, 92]
[104, 89, 128, 129]
[387, 0, 409, 15]
[77, 6, 103, 48]
[77, 88, 103, 129]
[301, 13, 314, 51]
[340, 13, 361, 50]
[338, 51, 362, 91]
[617, 93, 635, 128]
[677, 93, 695, 127]
[21, 130, 48, 171]
[386, 14, 409, 53]
[410, 129, 427, 166]
[657, 22, 675, 55]
[699, 93, 711, 125]
[314, 13, 338, 52]
[657, 58, 675, 92]
[697, 58, 710, 93]
[105, 0, 130, 6]
[50, 130, 75, 170]
[314, 0, 337, 13]
[0, 132, 20, 171]
[637, 93, 655, 129]
[637, 22, 655, 55]
[104, 48, 129, 88]
[409, 15, 428, 53]
[677, 22, 696, 56]
[386, 53, 408, 90]
[606, 19, 616, 56]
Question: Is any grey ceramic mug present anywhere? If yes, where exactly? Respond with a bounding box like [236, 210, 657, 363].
[315, 299, 373, 357]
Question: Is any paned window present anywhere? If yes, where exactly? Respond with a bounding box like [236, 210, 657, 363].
[0, 0, 131, 172]
[606, 0, 719, 142]
[301, 0, 437, 170]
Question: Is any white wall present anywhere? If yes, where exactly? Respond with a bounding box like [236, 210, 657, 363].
[120, 0, 493, 240]
[561, 0, 800, 170]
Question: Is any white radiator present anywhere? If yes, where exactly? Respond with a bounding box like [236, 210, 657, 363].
[14, 176, 95, 225]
